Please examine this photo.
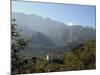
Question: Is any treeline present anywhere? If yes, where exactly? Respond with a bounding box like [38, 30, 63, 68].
[11, 19, 96, 75]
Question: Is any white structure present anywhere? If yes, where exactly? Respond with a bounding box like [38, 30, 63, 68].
[46, 54, 49, 60]
[46, 50, 61, 61]
[46, 52, 54, 61]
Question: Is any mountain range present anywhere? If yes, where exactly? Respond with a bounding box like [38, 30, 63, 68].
[12, 12, 96, 57]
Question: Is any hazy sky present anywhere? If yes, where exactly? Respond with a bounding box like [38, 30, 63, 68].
[12, 1, 96, 27]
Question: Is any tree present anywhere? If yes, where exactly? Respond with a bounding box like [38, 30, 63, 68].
[11, 18, 30, 74]
[63, 40, 96, 70]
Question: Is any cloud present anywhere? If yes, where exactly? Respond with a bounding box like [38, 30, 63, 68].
[65, 22, 75, 26]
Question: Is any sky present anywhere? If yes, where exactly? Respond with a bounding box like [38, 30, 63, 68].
[12, 1, 96, 27]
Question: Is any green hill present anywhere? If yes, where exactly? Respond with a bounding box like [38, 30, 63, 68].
[63, 39, 96, 70]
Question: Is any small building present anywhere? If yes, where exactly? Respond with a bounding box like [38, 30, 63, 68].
[46, 54, 49, 60]
[46, 49, 62, 61]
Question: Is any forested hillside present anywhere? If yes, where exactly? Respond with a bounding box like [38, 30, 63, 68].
[11, 19, 96, 74]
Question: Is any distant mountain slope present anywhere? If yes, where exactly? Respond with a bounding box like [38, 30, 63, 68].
[12, 12, 95, 46]
[61, 25, 96, 46]
[31, 32, 56, 47]
[12, 12, 96, 57]
[12, 12, 67, 46]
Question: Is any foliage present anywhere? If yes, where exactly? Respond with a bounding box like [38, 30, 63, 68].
[11, 18, 31, 74]
[64, 40, 96, 70]
[11, 18, 96, 74]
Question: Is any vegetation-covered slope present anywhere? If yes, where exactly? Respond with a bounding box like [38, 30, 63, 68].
[11, 18, 96, 74]
[63, 39, 96, 71]
[13, 39, 95, 74]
